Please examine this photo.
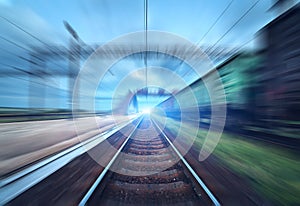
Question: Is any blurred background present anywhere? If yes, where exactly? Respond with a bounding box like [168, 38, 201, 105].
[0, 0, 299, 205]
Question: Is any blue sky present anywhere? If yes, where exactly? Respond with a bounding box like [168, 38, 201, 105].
[0, 0, 298, 110]
[0, 0, 277, 44]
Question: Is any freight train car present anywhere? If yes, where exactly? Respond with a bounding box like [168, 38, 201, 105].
[157, 52, 263, 132]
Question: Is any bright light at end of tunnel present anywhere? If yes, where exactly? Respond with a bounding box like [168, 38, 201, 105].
[142, 108, 151, 114]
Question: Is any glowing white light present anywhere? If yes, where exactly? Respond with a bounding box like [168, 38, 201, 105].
[142, 108, 151, 114]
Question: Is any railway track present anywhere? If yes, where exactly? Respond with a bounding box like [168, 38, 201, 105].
[1, 117, 138, 205]
[5, 115, 219, 205]
[80, 115, 219, 206]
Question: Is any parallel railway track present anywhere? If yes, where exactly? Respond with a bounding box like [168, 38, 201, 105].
[80, 115, 219, 205]
[5, 115, 219, 205]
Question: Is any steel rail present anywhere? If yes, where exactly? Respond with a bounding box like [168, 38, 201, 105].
[0, 116, 138, 205]
[78, 117, 143, 206]
[152, 119, 221, 206]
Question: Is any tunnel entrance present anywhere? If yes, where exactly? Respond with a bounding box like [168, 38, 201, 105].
[128, 86, 172, 114]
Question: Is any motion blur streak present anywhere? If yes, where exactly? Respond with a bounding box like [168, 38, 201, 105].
[0, 0, 299, 205]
